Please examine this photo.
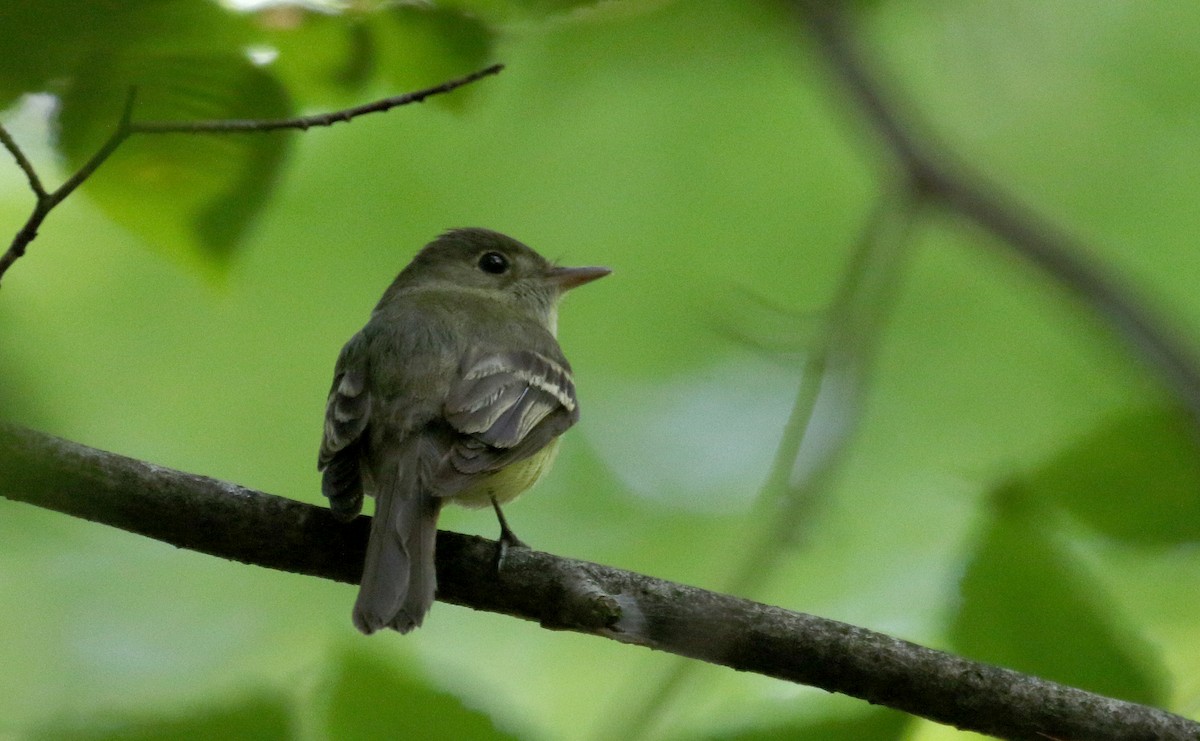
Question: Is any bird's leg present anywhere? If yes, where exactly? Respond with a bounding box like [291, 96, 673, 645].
[491, 496, 528, 569]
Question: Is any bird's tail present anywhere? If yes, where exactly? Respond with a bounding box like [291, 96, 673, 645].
[352, 445, 442, 634]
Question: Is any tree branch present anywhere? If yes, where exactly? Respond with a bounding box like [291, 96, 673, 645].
[794, 1, 1200, 426]
[0, 423, 1195, 740]
[0, 64, 504, 286]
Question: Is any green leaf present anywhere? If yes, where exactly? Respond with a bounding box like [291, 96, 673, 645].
[251, 8, 377, 104]
[950, 486, 1168, 705]
[0, 3, 88, 105]
[56, 48, 291, 269]
[1027, 406, 1200, 544]
[373, 5, 496, 110]
[0, 1, 247, 107]
[323, 646, 517, 741]
[250, 4, 497, 109]
[27, 693, 292, 741]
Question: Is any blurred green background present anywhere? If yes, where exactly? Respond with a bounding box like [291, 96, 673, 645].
[2, 1, 1200, 739]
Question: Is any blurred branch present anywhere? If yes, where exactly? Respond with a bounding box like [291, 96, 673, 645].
[2, 423, 1197, 740]
[0, 64, 505, 287]
[752, 189, 919, 548]
[794, 1, 1200, 425]
[608, 191, 922, 741]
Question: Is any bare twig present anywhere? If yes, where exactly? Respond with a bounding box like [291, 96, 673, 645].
[0, 64, 505, 286]
[794, 1, 1200, 425]
[130, 63, 504, 135]
[0, 125, 48, 197]
[1, 89, 138, 281]
[46, 88, 139, 209]
[0, 423, 1196, 740]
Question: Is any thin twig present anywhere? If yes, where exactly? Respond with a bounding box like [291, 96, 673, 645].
[795, 1, 1200, 426]
[0, 124, 47, 197]
[131, 64, 504, 135]
[45, 87, 138, 210]
[0, 90, 137, 281]
[0, 123, 53, 276]
[0, 422, 1196, 740]
[0, 207, 45, 279]
[0, 64, 505, 286]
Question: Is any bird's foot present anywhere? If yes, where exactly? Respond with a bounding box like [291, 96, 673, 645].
[491, 497, 529, 570]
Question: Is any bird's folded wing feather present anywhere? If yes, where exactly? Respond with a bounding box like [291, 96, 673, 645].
[319, 332, 372, 519]
[439, 349, 579, 481]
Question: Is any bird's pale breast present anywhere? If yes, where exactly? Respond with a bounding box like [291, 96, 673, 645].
[450, 437, 562, 509]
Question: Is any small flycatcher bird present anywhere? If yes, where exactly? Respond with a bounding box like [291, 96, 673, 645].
[318, 228, 609, 634]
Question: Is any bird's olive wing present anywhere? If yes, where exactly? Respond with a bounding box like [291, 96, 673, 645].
[319, 332, 372, 520]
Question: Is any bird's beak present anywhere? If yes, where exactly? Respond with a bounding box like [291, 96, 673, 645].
[547, 265, 612, 292]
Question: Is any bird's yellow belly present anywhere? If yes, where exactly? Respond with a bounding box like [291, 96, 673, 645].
[451, 438, 561, 509]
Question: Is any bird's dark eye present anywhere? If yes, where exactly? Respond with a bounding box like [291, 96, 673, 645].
[478, 251, 509, 274]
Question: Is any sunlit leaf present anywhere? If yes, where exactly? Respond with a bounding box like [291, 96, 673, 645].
[950, 486, 1168, 705]
[373, 5, 496, 111]
[57, 48, 292, 269]
[252, 7, 377, 104]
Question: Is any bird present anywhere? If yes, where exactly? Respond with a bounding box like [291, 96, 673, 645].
[318, 227, 610, 634]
